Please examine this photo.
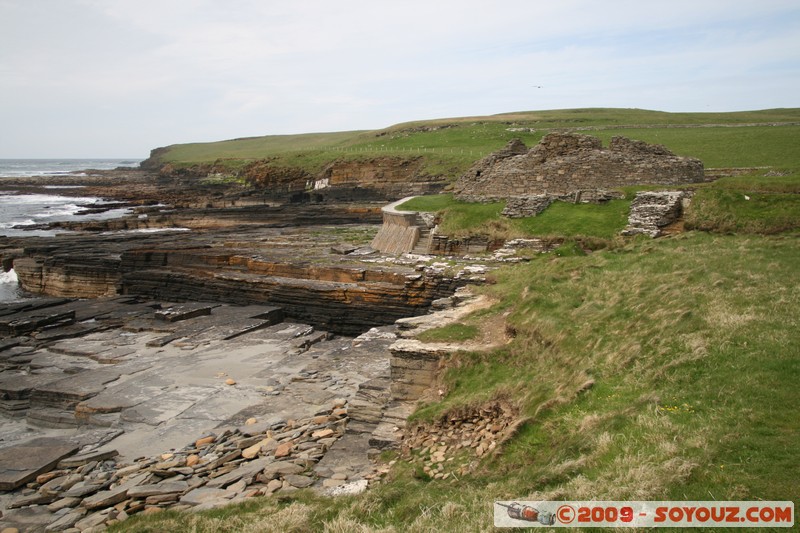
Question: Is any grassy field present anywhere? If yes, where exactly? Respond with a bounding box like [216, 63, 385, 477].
[149, 108, 800, 180]
[117, 109, 800, 532]
[396, 194, 632, 240]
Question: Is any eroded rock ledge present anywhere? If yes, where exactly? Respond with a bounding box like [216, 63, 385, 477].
[4, 220, 464, 336]
[0, 295, 406, 530]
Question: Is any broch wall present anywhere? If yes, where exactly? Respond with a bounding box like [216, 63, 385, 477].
[454, 133, 704, 202]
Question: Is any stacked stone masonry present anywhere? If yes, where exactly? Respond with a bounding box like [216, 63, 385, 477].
[622, 191, 689, 238]
[454, 133, 704, 202]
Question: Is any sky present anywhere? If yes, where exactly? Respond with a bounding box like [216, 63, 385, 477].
[1, 0, 799, 158]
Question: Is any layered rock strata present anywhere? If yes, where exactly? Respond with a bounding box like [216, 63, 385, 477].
[147, 156, 448, 203]
[118, 249, 460, 335]
[4, 223, 460, 335]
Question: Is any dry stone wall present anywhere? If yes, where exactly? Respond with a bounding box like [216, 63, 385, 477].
[622, 191, 689, 237]
[454, 133, 704, 202]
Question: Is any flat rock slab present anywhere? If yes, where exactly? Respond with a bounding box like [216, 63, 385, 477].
[0, 437, 78, 491]
[0, 298, 72, 318]
[0, 504, 57, 531]
[58, 448, 118, 469]
[155, 303, 217, 322]
[30, 368, 123, 408]
[127, 480, 189, 499]
[81, 484, 130, 510]
[33, 322, 104, 342]
[75, 373, 171, 417]
[180, 487, 232, 506]
[0, 309, 76, 337]
[0, 337, 26, 352]
[205, 457, 271, 489]
[120, 385, 216, 426]
[0, 373, 60, 400]
[45, 338, 111, 358]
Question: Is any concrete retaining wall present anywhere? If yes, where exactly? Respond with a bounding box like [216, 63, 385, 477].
[371, 197, 424, 254]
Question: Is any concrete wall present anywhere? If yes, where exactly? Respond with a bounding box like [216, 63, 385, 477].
[370, 197, 424, 254]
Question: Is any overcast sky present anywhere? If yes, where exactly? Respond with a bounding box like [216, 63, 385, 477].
[1, 0, 798, 158]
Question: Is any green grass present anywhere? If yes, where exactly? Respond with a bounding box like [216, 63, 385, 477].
[114, 232, 800, 532]
[398, 174, 800, 241]
[395, 194, 457, 213]
[686, 188, 800, 234]
[416, 322, 480, 343]
[397, 194, 508, 238]
[117, 110, 800, 531]
[148, 108, 800, 181]
[589, 125, 800, 169]
[512, 199, 631, 239]
[398, 193, 632, 240]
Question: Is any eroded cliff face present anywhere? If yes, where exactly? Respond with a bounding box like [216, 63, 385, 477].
[7, 223, 460, 336]
[150, 156, 447, 203]
[119, 248, 459, 335]
[454, 133, 704, 201]
[317, 157, 447, 200]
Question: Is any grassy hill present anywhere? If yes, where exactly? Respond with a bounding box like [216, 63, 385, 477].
[146, 108, 800, 179]
[119, 109, 799, 532]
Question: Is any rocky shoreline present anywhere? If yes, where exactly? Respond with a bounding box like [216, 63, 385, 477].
[0, 167, 499, 531]
[0, 287, 494, 532]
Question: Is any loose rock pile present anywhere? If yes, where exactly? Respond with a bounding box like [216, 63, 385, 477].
[399, 401, 517, 480]
[0, 402, 365, 532]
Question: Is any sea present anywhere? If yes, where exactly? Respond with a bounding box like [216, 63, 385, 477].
[0, 158, 141, 302]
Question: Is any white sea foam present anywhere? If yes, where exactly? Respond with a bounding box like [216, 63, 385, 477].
[0, 269, 23, 302]
[0, 269, 18, 285]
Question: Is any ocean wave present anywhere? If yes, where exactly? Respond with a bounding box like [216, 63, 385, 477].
[33, 205, 82, 218]
[0, 219, 35, 228]
[0, 268, 18, 285]
[0, 193, 96, 205]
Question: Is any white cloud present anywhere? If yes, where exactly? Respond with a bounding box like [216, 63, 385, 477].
[1, 0, 798, 156]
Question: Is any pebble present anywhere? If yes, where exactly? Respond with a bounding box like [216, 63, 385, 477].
[274, 442, 293, 458]
[0, 404, 355, 531]
[322, 478, 344, 489]
[195, 436, 215, 447]
[311, 428, 334, 439]
[284, 475, 314, 489]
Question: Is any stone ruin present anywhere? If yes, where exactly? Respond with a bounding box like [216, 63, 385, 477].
[453, 133, 705, 210]
[622, 190, 689, 238]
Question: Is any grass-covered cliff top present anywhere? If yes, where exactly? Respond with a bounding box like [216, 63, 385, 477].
[145, 108, 800, 179]
[118, 110, 800, 532]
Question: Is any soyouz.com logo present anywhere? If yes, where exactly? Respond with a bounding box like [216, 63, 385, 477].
[493, 501, 794, 528]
